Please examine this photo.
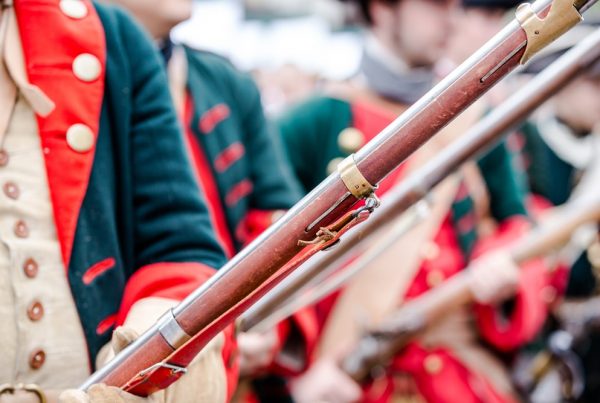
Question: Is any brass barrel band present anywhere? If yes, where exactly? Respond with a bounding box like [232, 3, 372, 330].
[516, 0, 583, 64]
[337, 155, 376, 199]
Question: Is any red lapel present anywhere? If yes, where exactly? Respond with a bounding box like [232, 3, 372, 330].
[14, 0, 106, 268]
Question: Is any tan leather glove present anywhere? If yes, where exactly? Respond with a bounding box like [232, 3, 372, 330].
[468, 250, 520, 305]
[60, 298, 228, 403]
[59, 384, 146, 403]
[291, 358, 362, 403]
[237, 328, 279, 376]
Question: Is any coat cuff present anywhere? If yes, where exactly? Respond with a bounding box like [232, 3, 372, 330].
[475, 259, 550, 351]
[116, 262, 216, 326]
[471, 215, 550, 351]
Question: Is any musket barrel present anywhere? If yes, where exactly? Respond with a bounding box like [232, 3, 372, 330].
[82, 0, 597, 392]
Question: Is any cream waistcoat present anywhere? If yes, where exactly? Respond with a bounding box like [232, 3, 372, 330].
[0, 5, 89, 387]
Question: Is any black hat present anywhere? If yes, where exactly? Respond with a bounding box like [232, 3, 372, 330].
[461, 0, 522, 9]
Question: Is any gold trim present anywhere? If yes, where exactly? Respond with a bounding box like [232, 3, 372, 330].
[516, 0, 583, 64]
[337, 155, 375, 199]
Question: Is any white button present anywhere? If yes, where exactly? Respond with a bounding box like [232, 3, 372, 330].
[426, 270, 444, 288]
[326, 157, 345, 175]
[424, 354, 443, 375]
[420, 242, 440, 261]
[66, 124, 95, 152]
[72, 53, 101, 82]
[60, 0, 88, 19]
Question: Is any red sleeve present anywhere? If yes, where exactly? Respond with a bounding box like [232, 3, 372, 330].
[471, 216, 551, 351]
[475, 259, 549, 351]
[116, 261, 217, 325]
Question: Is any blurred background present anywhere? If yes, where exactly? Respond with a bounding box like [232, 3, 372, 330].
[172, 0, 364, 114]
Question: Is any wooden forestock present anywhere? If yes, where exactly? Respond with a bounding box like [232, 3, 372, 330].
[82, 0, 596, 390]
[341, 193, 600, 382]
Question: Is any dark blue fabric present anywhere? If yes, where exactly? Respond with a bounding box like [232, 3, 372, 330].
[67, 3, 226, 364]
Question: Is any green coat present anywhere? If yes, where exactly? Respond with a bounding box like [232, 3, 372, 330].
[183, 47, 302, 252]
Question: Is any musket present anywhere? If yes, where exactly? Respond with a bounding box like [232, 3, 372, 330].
[81, 0, 594, 394]
[241, 23, 600, 334]
[340, 189, 600, 383]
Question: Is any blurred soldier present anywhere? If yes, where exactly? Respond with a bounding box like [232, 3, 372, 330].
[0, 0, 231, 402]
[447, 0, 517, 64]
[104, 0, 319, 402]
[277, 0, 553, 402]
[513, 24, 600, 401]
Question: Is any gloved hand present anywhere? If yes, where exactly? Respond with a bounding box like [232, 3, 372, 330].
[59, 383, 146, 403]
[61, 297, 228, 403]
[237, 328, 279, 376]
[468, 250, 520, 305]
[291, 358, 361, 403]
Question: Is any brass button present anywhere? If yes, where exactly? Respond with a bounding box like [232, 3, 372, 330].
[424, 354, 443, 375]
[59, 0, 88, 19]
[72, 53, 101, 82]
[29, 349, 46, 370]
[14, 220, 29, 238]
[0, 150, 9, 167]
[338, 127, 365, 154]
[23, 258, 39, 278]
[66, 124, 95, 153]
[426, 270, 445, 288]
[27, 300, 44, 321]
[3, 182, 19, 200]
[326, 157, 345, 176]
[420, 242, 440, 261]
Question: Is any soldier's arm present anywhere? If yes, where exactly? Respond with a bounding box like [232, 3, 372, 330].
[474, 142, 551, 350]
